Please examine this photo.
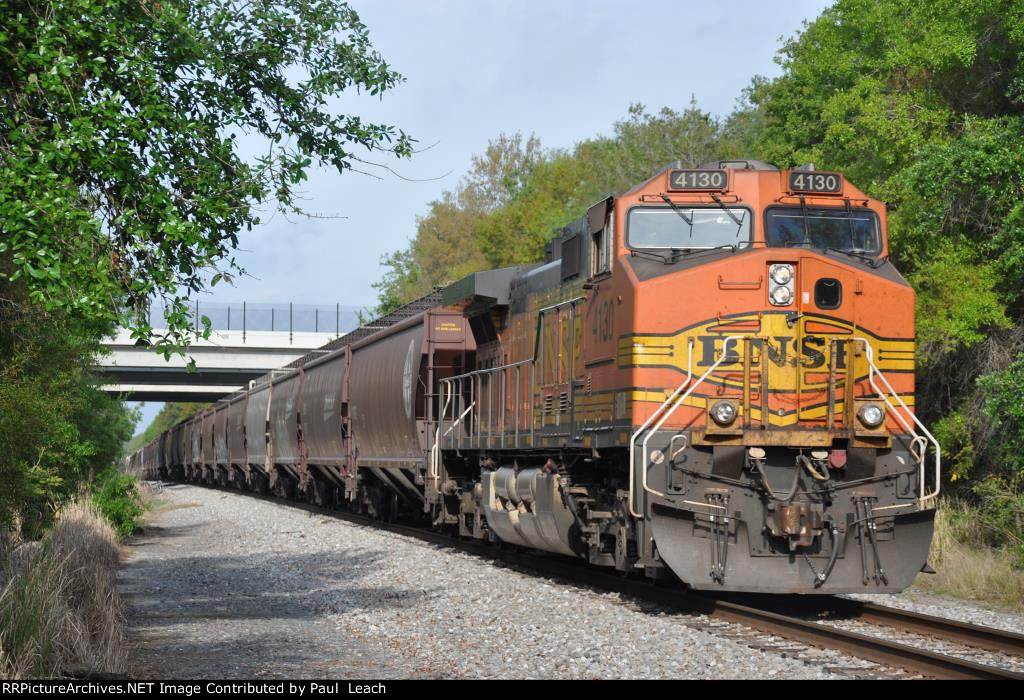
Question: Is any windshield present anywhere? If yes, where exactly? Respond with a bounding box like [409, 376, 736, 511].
[627, 207, 752, 250]
[765, 207, 881, 253]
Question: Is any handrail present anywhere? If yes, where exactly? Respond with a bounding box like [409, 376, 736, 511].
[442, 358, 533, 384]
[854, 337, 941, 508]
[438, 296, 586, 389]
[443, 402, 476, 438]
[438, 359, 532, 450]
[531, 296, 587, 362]
[430, 381, 454, 483]
[627, 339, 693, 517]
[435, 295, 586, 453]
[628, 336, 743, 518]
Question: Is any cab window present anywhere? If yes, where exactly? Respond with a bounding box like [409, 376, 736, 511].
[592, 214, 613, 276]
[627, 206, 752, 250]
[765, 207, 880, 253]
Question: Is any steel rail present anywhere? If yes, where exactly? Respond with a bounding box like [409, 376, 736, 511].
[167, 481, 1023, 680]
[730, 593, 1024, 659]
[691, 598, 1023, 680]
[835, 599, 1024, 657]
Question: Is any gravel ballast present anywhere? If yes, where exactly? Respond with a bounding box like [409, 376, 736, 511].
[118, 483, 1016, 679]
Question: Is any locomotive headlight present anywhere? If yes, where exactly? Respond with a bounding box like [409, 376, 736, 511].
[858, 403, 885, 428]
[768, 264, 795, 306]
[770, 285, 793, 305]
[710, 400, 738, 426]
[770, 264, 794, 285]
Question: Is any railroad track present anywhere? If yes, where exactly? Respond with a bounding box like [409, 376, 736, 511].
[163, 481, 1024, 680]
[780, 595, 1024, 656]
[852, 600, 1024, 657]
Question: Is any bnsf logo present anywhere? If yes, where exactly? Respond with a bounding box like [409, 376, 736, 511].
[696, 335, 850, 370]
[619, 314, 914, 376]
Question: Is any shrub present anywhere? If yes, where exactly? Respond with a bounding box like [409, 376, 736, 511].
[970, 477, 1024, 567]
[977, 353, 1024, 481]
[91, 469, 143, 539]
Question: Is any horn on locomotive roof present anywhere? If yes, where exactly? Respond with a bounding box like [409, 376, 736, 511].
[696, 159, 779, 171]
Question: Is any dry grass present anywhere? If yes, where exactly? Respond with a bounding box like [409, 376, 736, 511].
[914, 501, 1024, 611]
[0, 501, 126, 679]
[138, 481, 202, 521]
[136, 481, 156, 505]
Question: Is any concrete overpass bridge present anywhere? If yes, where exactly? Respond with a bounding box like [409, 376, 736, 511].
[96, 302, 362, 401]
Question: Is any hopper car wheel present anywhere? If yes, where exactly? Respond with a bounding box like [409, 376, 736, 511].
[310, 479, 333, 508]
[252, 472, 269, 495]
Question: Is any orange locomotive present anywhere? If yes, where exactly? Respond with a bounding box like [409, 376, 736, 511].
[131, 159, 939, 595]
[434, 159, 938, 593]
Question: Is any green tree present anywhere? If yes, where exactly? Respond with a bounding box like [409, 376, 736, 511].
[978, 353, 1024, 481]
[0, 0, 412, 354]
[749, 0, 1024, 188]
[374, 133, 541, 311]
[573, 101, 724, 200]
[0, 281, 137, 535]
[125, 401, 209, 454]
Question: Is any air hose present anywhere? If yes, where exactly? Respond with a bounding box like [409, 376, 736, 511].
[797, 453, 829, 481]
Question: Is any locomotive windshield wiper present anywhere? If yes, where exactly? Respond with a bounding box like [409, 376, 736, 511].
[630, 244, 737, 265]
[664, 244, 738, 263]
[709, 193, 746, 236]
[659, 193, 693, 232]
[824, 246, 884, 269]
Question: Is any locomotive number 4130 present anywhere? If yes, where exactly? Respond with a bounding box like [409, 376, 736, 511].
[667, 169, 728, 191]
[789, 171, 843, 194]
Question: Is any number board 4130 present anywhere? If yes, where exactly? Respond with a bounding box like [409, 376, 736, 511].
[789, 171, 843, 194]
[667, 169, 728, 192]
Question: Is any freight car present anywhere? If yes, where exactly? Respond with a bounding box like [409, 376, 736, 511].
[130, 160, 940, 594]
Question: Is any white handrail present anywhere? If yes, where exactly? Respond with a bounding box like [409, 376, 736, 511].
[430, 381, 453, 482]
[628, 339, 693, 517]
[854, 337, 941, 508]
[443, 401, 476, 438]
[443, 358, 533, 384]
[628, 336, 743, 518]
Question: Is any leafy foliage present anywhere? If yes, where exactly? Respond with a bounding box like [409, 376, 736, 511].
[931, 407, 976, 483]
[372, 133, 540, 312]
[91, 469, 143, 539]
[0, 282, 137, 536]
[977, 353, 1024, 481]
[0, 0, 411, 353]
[910, 245, 1009, 354]
[740, 1, 1024, 556]
[125, 402, 208, 454]
[0, 1, 409, 545]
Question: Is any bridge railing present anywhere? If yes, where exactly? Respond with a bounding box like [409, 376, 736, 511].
[145, 301, 364, 339]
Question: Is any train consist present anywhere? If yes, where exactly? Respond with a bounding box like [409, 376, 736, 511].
[129, 160, 940, 594]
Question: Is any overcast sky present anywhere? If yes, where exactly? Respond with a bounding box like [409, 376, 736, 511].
[129, 0, 830, 432]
